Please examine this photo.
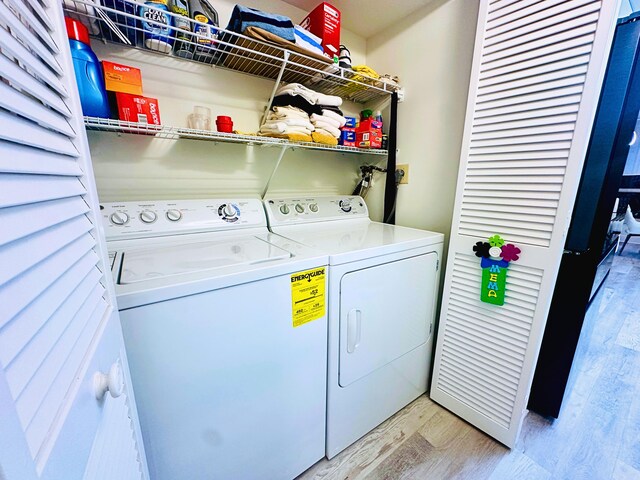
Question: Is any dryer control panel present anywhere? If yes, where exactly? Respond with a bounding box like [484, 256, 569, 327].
[101, 198, 267, 240]
[265, 196, 369, 226]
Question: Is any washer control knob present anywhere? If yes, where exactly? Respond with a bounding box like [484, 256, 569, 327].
[280, 204, 290, 215]
[309, 203, 319, 213]
[295, 203, 305, 214]
[339, 199, 352, 213]
[110, 211, 129, 225]
[223, 204, 236, 217]
[139, 210, 157, 224]
[166, 209, 182, 222]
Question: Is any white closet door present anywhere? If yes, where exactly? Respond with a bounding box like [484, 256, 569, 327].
[430, 0, 620, 447]
[0, 0, 147, 478]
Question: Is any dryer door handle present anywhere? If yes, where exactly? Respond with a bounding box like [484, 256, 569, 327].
[347, 309, 362, 354]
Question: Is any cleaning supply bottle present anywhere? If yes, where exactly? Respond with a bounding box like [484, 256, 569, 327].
[188, 0, 219, 63]
[65, 17, 110, 118]
[139, 0, 174, 54]
[170, 0, 193, 58]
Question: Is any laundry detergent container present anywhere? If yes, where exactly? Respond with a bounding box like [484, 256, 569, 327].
[65, 17, 111, 118]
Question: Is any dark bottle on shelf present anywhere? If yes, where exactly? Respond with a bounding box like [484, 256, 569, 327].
[171, 0, 193, 58]
[188, 0, 219, 64]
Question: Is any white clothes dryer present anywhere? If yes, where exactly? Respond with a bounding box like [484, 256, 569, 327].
[102, 198, 328, 480]
[265, 196, 444, 458]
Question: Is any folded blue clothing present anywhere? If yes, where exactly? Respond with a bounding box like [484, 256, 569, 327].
[227, 4, 295, 42]
[294, 25, 322, 51]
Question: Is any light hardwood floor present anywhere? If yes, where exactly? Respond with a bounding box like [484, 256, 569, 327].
[299, 247, 640, 480]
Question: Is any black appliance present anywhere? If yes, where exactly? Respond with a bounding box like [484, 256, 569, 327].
[528, 13, 640, 419]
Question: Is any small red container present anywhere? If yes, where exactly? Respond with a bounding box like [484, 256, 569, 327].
[216, 115, 233, 133]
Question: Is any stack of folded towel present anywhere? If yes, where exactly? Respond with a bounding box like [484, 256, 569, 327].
[266, 83, 344, 145]
[310, 109, 347, 146]
[258, 106, 314, 142]
[275, 83, 342, 108]
[227, 4, 295, 41]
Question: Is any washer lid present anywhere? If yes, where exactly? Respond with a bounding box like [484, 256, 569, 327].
[119, 236, 291, 284]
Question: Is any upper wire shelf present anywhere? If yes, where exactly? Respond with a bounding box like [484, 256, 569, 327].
[63, 0, 401, 104]
[84, 117, 389, 155]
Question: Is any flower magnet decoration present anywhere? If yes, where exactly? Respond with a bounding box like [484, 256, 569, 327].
[473, 234, 521, 306]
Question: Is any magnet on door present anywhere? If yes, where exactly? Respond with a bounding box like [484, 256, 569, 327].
[473, 235, 521, 306]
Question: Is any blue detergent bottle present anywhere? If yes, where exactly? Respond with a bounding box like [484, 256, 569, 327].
[65, 17, 110, 118]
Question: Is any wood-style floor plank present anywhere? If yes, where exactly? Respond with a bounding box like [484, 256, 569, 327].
[298, 251, 640, 480]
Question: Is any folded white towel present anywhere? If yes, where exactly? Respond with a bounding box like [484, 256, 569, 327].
[314, 127, 340, 139]
[310, 113, 341, 129]
[264, 117, 314, 130]
[276, 83, 316, 104]
[271, 106, 309, 120]
[275, 83, 343, 107]
[315, 91, 342, 107]
[260, 122, 313, 135]
[321, 109, 347, 127]
[311, 118, 341, 137]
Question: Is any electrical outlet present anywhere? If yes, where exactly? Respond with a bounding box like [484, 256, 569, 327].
[397, 164, 409, 184]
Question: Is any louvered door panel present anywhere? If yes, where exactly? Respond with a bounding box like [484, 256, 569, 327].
[83, 359, 143, 480]
[431, 0, 619, 447]
[460, 1, 604, 247]
[0, 0, 146, 477]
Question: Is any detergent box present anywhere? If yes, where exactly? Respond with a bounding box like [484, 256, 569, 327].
[103, 61, 143, 95]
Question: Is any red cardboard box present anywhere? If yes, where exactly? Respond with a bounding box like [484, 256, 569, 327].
[300, 3, 340, 57]
[116, 92, 161, 125]
[356, 119, 382, 148]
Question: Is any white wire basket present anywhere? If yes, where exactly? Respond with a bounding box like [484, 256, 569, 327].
[63, 0, 401, 104]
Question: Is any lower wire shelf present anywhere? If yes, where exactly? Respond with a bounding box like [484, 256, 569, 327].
[84, 117, 388, 156]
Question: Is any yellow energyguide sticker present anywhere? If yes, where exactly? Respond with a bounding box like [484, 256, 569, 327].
[290, 267, 326, 327]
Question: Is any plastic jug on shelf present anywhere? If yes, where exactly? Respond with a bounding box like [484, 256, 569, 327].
[65, 17, 111, 118]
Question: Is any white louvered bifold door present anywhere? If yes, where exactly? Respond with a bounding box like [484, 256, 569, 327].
[430, 0, 620, 447]
[0, 0, 147, 478]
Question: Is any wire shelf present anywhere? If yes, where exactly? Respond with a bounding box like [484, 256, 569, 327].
[84, 117, 389, 155]
[63, 0, 401, 104]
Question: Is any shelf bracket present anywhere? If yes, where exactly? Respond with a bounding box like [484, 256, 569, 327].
[260, 51, 290, 127]
[261, 145, 289, 199]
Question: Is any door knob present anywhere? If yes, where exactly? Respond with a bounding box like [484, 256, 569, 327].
[94, 362, 124, 400]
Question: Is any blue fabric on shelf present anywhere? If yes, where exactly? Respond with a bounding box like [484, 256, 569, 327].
[294, 25, 323, 52]
[226, 4, 295, 42]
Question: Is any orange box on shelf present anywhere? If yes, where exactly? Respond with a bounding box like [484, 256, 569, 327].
[115, 93, 161, 125]
[103, 61, 143, 95]
[300, 3, 341, 58]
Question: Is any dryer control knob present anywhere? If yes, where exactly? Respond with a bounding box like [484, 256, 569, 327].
[309, 203, 319, 213]
[339, 199, 352, 213]
[139, 210, 157, 224]
[110, 211, 129, 225]
[280, 204, 290, 215]
[223, 204, 236, 217]
[166, 209, 182, 222]
[295, 203, 305, 214]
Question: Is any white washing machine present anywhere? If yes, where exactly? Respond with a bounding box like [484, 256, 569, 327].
[265, 196, 444, 458]
[102, 198, 328, 480]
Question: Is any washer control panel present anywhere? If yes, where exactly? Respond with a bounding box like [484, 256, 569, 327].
[101, 199, 266, 240]
[265, 196, 369, 226]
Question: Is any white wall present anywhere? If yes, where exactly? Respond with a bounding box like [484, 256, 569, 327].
[89, 0, 376, 205]
[365, 0, 479, 237]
